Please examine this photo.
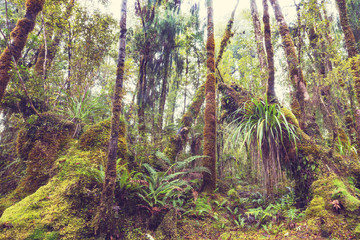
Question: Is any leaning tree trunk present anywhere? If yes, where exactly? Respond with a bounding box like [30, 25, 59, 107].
[250, 0, 267, 80]
[202, 0, 217, 193]
[335, 0, 360, 151]
[336, 0, 360, 103]
[0, 0, 46, 102]
[269, 0, 309, 118]
[164, 3, 238, 162]
[263, 0, 276, 102]
[93, 0, 127, 238]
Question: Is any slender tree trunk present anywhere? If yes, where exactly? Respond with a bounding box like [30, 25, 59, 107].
[335, 0, 360, 151]
[250, 0, 267, 78]
[336, 0, 360, 103]
[263, 0, 276, 102]
[157, 51, 170, 143]
[34, 0, 75, 78]
[93, 0, 127, 238]
[0, 0, 45, 102]
[202, 0, 217, 193]
[164, 4, 237, 161]
[269, 0, 309, 115]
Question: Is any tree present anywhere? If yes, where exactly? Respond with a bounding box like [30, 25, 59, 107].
[250, 0, 267, 80]
[269, 0, 309, 119]
[202, 0, 216, 193]
[262, 0, 276, 102]
[0, 0, 45, 102]
[336, 0, 360, 104]
[93, 0, 127, 238]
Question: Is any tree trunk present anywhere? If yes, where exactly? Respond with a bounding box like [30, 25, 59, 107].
[269, 0, 309, 116]
[335, 0, 360, 151]
[164, 4, 237, 161]
[93, 0, 127, 238]
[202, 0, 217, 193]
[157, 51, 170, 144]
[336, 0, 360, 103]
[250, 0, 267, 79]
[0, 0, 45, 102]
[215, 0, 238, 67]
[263, 0, 276, 102]
[137, 50, 148, 140]
[34, 0, 75, 78]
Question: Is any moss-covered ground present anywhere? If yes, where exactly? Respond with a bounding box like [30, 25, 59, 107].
[1, 113, 360, 239]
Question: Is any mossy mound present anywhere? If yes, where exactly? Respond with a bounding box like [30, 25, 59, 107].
[14, 113, 75, 196]
[0, 149, 102, 240]
[79, 119, 128, 165]
[304, 173, 360, 238]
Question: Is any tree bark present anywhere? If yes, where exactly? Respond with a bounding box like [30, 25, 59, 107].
[269, 0, 309, 115]
[93, 0, 127, 238]
[34, 0, 75, 78]
[263, 0, 276, 102]
[250, 0, 267, 78]
[164, 4, 237, 161]
[157, 51, 170, 144]
[0, 0, 45, 102]
[335, 0, 360, 104]
[202, 0, 217, 193]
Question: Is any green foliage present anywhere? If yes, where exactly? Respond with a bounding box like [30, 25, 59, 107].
[184, 195, 213, 218]
[58, 90, 109, 124]
[226, 98, 298, 194]
[229, 98, 298, 155]
[137, 154, 206, 215]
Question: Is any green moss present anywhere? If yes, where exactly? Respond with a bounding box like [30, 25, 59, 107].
[0, 148, 102, 240]
[305, 196, 326, 218]
[332, 179, 360, 212]
[281, 107, 299, 128]
[355, 224, 360, 238]
[14, 113, 75, 196]
[79, 118, 128, 164]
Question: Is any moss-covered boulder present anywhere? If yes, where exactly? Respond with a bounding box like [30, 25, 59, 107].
[14, 113, 75, 196]
[0, 149, 102, 240]
[79, 119, 128, 165]
[304, 173, 360, 238]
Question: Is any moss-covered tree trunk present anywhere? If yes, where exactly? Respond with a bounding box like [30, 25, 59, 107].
[263, 0, 276, 102]
[201, 0, 217, 193]
[157, 51, 170, 145]
[335, 0, 360, 150]
[164, 4, 237, 161]
[250, 0, 267, 80]
[0, 0, 45, 102]
[137, 44, 149, 140]
[269, 0, 309, 118]
[335, 0, 360, 101]
[93, 0, 127, 238]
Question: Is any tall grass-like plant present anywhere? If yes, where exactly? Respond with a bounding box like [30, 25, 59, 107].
[226, 98, 298, 195]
